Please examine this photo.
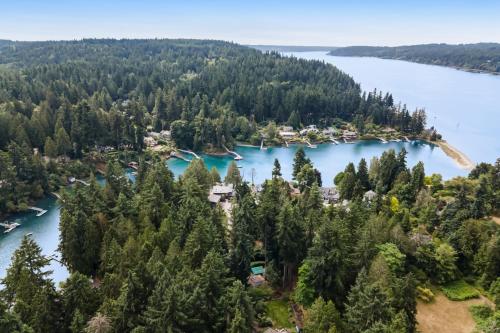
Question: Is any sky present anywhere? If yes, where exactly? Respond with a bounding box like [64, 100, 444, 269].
[2, 0, 500, 46]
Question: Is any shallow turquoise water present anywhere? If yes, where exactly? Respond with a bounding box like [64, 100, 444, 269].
[168, 140, 466, 186]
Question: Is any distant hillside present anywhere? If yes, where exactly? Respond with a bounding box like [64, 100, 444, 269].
[329, 43, 500, 74]
[251, 45, 338, 53]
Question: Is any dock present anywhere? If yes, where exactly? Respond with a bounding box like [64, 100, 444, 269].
[330, 137, 339, 145]
[285, 141, 289, 147]
[75, 179, 90, 186]
[305, 140, 317, 148]
[223, 145, 243, 160]
[170, 151, 191, 162]
[179, 149, 201, 159]
[51, 192, 63, 202]
[378, 137, 388, 144]
[1, 222, 20, 234]
[28, 206, 48, 217]
[260, 139, 267, 150]
[403, 136, 410, 142]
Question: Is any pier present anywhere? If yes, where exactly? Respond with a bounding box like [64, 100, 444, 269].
[403, 136, 410, 142]
[51, 192, 63, 201]
[260, 139, 267, 150]
[223, 145, 243, 160]
[285, 141, 289, 147]
[330, 137, 339, 145]
[305, 140, 317, 148]
[1, 222, 20, 233]
[28, 206, 48, 217]
[170, 151, 191, 162]
[179, 149, 201, 159]
[378, 137, 388, 144]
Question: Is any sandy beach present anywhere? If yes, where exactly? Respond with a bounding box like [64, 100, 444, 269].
[435, 140, 476, 170]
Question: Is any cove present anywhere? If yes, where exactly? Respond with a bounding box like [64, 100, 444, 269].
[168, 140, 467, 186]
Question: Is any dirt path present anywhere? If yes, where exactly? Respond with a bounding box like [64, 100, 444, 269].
[417, 293, 492, 333]
[491, 215, 500, 226]
[435, 140, 475, 171]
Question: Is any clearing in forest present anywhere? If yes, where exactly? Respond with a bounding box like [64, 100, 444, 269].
[416, 292, 493, 333]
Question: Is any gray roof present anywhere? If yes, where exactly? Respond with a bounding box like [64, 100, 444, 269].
[211, 184, 234, 195]
[208, 193, 222, 203]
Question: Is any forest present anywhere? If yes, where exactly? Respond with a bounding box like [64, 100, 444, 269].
[0, 39, 426, 215]
[1, 39, 497, 333]
[329, 43, 500, 73]
[1, 148, 499, 332]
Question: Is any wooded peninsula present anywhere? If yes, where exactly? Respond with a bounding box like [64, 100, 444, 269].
[329, 43, 500, 74]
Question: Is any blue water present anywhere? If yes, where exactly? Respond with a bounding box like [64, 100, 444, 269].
[285, 52, 500, 164]
[168, 140, 466, 186]
[0, 197, 68, 284]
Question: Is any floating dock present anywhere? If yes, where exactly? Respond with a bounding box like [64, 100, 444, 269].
[378, 137, 388, 144]
[223, 145, 243, 160]
[330, 137, 339, 145]
[305, 140, 317, 148]
[28, 206, 48, 217]
[170, 151, 191, 162]
[260, 139, 267, 150]
[403, 136, 410, 142]
[1, 222, 20, 233]
[179, 149, 201, 159]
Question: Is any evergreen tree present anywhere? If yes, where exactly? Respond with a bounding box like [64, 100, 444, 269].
[225, 161, 242, 185]
[293, 147, 310, 180]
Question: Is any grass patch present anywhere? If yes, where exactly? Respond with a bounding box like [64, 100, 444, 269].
[266, 299, 293, 328]
[441, 280, 480, 301]
[248, 285, 273, 301]
[469, 305, 495, 332]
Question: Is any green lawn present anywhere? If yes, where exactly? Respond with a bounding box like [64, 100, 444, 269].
[266, 299, 293, 328]
[441, 280, 480, 301]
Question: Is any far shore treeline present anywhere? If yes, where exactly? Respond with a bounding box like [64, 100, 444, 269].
[329, 43, 500, 74]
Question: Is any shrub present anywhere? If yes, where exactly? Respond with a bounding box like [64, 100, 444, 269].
[441, 280, 480, 301]
[416, 286, 435, 303]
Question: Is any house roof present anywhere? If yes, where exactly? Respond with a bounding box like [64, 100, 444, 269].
[251, 266, 265, 275]
[211, 184, 234, 195]
[208, 193, 222, 203]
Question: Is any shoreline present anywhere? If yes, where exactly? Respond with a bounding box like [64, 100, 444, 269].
[433, 140, 475, 171]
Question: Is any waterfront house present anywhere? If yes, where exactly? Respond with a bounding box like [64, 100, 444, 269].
[342, 129, 358, 139]
[143, 136, 158, 147]
[299, 124, 319, 136]
[208, 183, 234, 204]
[280, 125, 294, 132]
[322, 127, 339, 136]
[279, 130, 297, 139]
[159, 130, 171, 140]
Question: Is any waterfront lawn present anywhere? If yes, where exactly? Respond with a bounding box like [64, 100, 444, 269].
[441, 280, 480, 301]
[266, 299, 293, 329]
